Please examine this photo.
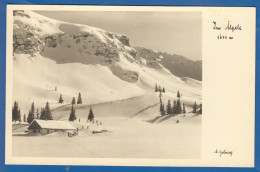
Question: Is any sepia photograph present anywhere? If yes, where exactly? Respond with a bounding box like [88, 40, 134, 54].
[11, 9, 202, 159]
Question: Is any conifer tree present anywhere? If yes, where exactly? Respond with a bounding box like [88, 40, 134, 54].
[159, 98, 166, 116]
[198, 104, 202, 114]
[18, 109, 21, 122]
[160, 102, 163, 115]
[193, 101, 197, 113]
[161, 104, 166, 116]
[166, 99, 172, 114]
[162, 87, 165, 93]
[55, 85, 57, 91]
[71, 97, 76, 105]
[183, 103, 186, 114]
[172, 100, 177, 114]
[176, 99, 182, 114]
[39, 102, 53, 120]
[88, 107, 94, 122]
[23, 114, 26, 123]
[59, 94, 64, 104]
[77, 92, 82, 104]
[177, 91, 180, 98]
[159, 91, 162, 99]
[40, 108, 43, 119]
[36, 108, 40, 119]
[40, 108, 46, 120]
[45, 102, 53, 120]
[155, 83, 158, 92]
[27, 110, 34, 124]
[26, 102, 36, 123]
[12, 101, 19, 122]
[31, 102, 35, 118]
[69, 105, 76, 121]
[158, 86, 161, 92]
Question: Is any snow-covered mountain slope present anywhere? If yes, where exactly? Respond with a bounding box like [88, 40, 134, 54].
[135, 47, 202, 81]
[12, 10, 202, 114]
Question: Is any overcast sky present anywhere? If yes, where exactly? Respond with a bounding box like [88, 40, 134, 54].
[35, 11, 202, 61]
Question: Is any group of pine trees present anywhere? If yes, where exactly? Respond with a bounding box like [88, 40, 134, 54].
[26, 102, 53, 124]
[68, 105, 95, 123]
[155, 83, 165, 93]
[160, 99, 186, 116]
[12, 101, 54, 124]
[159, 88, 202, 116]
[58, 92, 83, 105]
[40, 102, 53, 120]
[159, 90, 185, 116]
[192, 102, 202, 114]
[72, 92, 82, 105]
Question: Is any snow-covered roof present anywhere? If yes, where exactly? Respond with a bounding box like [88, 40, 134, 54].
[29, 119, 75, 130]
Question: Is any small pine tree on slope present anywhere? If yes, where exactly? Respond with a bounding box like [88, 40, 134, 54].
[88, 107, 95, 122]
[183, 103, 186, 114]
[166, 99, 172, 114]
[176, 99, 182, 114]
[197, 104, 202, 114]
[177, 91, 180, 98]
[77, 92, 82, 104]
[23, 114, 26, 123]
[172, 100, 177, 115]
[45, 102, 53, 120]
[71, 97, 76, 105]
[69, 105, 77, 121]
[40, 108, 46, 120]
[36, 108, 40, 119]
[59, 94, 64, 104]
[193, 102, 197, 113]
[27, 110, 34, 124]
[162, 87, 165, 93]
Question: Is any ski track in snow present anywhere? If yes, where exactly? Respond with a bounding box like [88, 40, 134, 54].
[130, 102, 159, 118]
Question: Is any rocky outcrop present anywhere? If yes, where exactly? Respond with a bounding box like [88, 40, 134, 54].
[134, 47, 162, 69]
[45, 35, 57, 48]
[13, 21, 44, 56]
[13, 10, 139, 82]
[13, 10, 30, 18]
[115, 34, 130, 47]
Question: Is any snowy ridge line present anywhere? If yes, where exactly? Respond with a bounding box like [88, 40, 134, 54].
[51, 103, 71, 112]
[52, 93, 149, 112]
[130, 102, 159, 118]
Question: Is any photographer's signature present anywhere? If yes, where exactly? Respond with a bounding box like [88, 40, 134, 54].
[214, 149, 233, 157]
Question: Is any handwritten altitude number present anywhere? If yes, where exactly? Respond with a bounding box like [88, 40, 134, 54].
[217, 34, 233, 40]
